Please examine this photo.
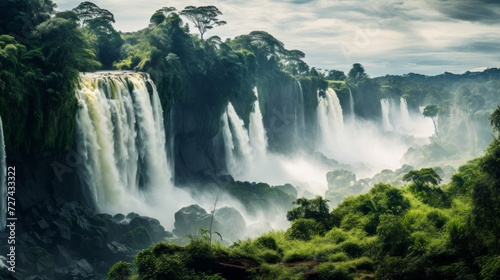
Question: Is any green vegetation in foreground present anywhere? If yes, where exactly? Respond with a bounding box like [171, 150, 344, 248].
[106, 109, 500, 279]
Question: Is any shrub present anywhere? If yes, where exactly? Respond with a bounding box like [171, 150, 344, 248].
[350, 256, 374, 271]
[316, 263, 354, 280]
[340, 241, 363, 258]
[255, 236, 278, 250]
[325, 228, 348, 244]
[286, 218, 325, 240]
[328, 252, 349, 262]
[479, 255, 500, 280]
[107, 261, 132, 280]
[427, 210, 448, 229]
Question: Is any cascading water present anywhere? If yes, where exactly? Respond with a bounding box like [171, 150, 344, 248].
[249, 88, 268, 160]
[380, 99, 392, 131]
[348, 87, 355, 121]
[400, 97, 411, 126]
[221, 110, 238, 175]
[316, 88, 344, 155]
[317, 88, 344, 148]
[295, 81, 306, 136]
[222, 102, 253, 175]
[0, 116, 6, 230]
[75, 72, 172, 209]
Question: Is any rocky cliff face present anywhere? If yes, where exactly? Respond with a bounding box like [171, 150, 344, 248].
[0, 150, 173, 280]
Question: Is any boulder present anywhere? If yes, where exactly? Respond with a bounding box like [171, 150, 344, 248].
[173, 204, 246, 241]
[213, 207, 246, 241]
[327, 169, 356, 190]
[173, 204, 213, 237]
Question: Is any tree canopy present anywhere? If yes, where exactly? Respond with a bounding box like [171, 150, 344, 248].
[422, 105, 439, 118]
[180, 6, 226, 40]
[73, 1, 115, 26]
[348, 63, 367, 80]
[403, 168, 442, 188]
[489, 106, 500, 132]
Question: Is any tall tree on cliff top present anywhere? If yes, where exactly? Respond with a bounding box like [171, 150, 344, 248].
[180, 6, 226, 40]
[73, 1, 123, 69]
[73, 1, 115, 26]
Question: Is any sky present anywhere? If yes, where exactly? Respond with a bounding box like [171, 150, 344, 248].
[55, 0, 500, 77]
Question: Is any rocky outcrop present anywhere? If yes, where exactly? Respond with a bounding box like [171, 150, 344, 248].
[0, 150, 172, 280]
[0, 200, 172, 280]
[327, 169, 357, 190]
[173, 204, 246, 242]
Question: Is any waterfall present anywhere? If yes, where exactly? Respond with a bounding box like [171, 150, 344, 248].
[0, 117, 6, 230]
[295, 81, 306, 136]
[221, 110, 238, 175]
[249, 87, 267, 160]
[317, 88, 344, 148]
[348, 87, 355, 121]
[222, 102, 253, 175]
[74, 72, 171, 208]
[381, 99, 392, 131]
[400, 97, 411, 127]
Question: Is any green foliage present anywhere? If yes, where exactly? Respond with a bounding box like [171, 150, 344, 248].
[377, 214, 411, 255]
[316, 262, 354, 280]
[479, 255, 500, 280]
[423, 105, 439, 118]
[287, 218, 326, 241]
[133, 241, 223, 280]
[347, 63, 367, 80]
[255, 236, 278, 251]
[403, 168, 443, 189]
[180, 6, 227, 40]
[490, 106, 500, 133]
[107, 261, 131, 280]
[326, 69, 346, 81]
[0, 6, 101, 153]
[286, 196, 331, 227]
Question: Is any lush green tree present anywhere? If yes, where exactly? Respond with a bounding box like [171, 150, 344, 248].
[286, 196, 331, 227]
[35, 11, 101, 72]
[490, 106, 500, 133]
[326, 69, 346, 81]
[180, 6, 226, 40]
[73, 2, 123, 68]
[403, 168, 442, 189]
[377, 214, 411, 255]
[347, 63, 367, 80]
[107, 261, 132, 280]
[149, 7, 177, 27]
[73, 1, 115, 26]
[0, 0, 57, 43]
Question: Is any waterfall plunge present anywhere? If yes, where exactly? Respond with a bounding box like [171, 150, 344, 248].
[380, 97, 434, 137]
[317, 88, 344, 149]
[400, 97, 411, 126]
[249, 88, 268, 161]
[348, 87, 355, 121]
[381, 99, 392, 131]
[0, 117, 6, 230]
[221, 88, 330, 197]
[222, 102, 253, 175]
[295, 81, 306, 137]
[75, 72, 172, 210]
